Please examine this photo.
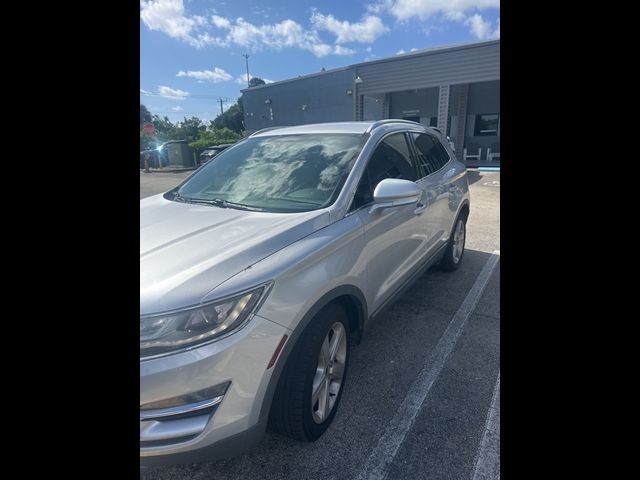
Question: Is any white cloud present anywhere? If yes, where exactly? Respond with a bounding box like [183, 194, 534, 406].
[444, 11, 467, 21]
[141, 2, 359, 57]
[396, 47, 418, 55]
[140, 88, 152, 95]
[176, 67, 232, 82]
[172, 106, 184, 111]
[235, 74, 249, 85]
[310, 11, 388, 44]
[334, 45, 356, 55]
[366, 0, 393, 14]
[369, 0, 500, 21]
[465, 14, 500, 39]
[157, 85, 190, 100]
[208, 16, 355, 57]
[311, 43, 333, 57]
[211, 14, 231, 29]
[140, 0, 210, 48]
[235, 73, 274, 85]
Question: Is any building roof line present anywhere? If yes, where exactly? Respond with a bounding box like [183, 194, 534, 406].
[240, 39, 500, 92]
[352, 39, 499, 69]
[240, 66, 351, 92]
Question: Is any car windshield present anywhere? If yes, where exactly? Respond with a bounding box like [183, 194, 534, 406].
[173, 133, 364, 213]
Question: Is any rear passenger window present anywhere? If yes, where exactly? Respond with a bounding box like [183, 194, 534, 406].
[352, 133, 418, 209]
[411, 133, 450, 177]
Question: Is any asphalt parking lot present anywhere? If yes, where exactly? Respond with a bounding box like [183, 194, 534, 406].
[140, 169, 500, 480]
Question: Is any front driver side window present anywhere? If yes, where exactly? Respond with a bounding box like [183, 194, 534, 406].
[352, 133, 418, 210]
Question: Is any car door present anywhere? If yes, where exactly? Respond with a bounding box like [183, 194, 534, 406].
[409, 131, 456, 254]
[351, 132, 433, 313]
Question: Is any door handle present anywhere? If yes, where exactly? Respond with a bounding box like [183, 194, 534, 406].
[414, 202, 427, 215]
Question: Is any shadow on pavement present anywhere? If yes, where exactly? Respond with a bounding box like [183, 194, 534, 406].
[466, 169, 484, 185]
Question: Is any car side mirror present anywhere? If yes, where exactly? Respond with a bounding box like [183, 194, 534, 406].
[369, 178, 421, 214]
[446, 136, 456, 153]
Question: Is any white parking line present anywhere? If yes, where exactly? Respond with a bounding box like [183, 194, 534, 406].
[471, 372, 500, 480]
[356, 251, 501, 480]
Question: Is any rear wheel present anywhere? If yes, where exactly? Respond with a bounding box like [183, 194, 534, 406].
[439, 215, 467, 271]
[268, 303, 350, 441]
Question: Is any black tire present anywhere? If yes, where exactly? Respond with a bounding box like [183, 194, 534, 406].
[268, 303, 350, 442]
[439, 214, 467, 271]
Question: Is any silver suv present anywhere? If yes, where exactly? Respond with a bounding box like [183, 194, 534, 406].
[140, 120, 470, 465]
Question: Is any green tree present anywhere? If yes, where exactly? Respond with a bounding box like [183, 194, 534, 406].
[173, 116, 205, 143]
[152, 115, 176, 138]
[189, 128, 241, 155]
[249, 77, 266, 87]
[212, 98, 244, 134]
[140, 104, 152, 125]
[141, 114, 175, 151]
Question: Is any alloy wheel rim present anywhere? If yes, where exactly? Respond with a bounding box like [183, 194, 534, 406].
[452, 220, 465, 263]
[311, 322, 347, 424]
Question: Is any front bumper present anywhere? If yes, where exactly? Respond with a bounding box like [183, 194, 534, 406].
[140, 313, 290, 464]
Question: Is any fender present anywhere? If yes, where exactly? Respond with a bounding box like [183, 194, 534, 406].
[451, 198, 471, 236]
[257, 284, 368, 423]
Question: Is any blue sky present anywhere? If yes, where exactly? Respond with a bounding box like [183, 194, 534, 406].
[140, 0, 500, 123]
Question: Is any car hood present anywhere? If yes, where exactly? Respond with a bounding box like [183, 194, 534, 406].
[140, 194, 330, 315]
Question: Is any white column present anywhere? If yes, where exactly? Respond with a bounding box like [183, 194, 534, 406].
[453, 84, 469, 156]
[437, 85, 450, 134]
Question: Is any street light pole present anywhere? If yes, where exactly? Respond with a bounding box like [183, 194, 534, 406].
[242, 53, 250, 88]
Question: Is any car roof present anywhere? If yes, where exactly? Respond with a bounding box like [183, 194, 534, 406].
[251, 122, 372, 136]
[250, 120, 427, 137]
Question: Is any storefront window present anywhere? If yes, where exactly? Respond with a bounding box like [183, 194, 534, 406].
[475, 114, 499, 136]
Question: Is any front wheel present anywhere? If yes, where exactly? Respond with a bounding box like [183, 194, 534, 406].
[439, 215, 467, 271]
[268, 303, 350, 441]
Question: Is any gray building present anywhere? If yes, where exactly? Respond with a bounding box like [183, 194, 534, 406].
[242, 39, 500, 167]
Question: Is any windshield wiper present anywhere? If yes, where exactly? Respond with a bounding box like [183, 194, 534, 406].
[188, 197, 228, 208]
[173, 191, 189, 203]
[171, 193, 226, 208]
[186, 197, 266, 212]
[219, 200, 266, 212]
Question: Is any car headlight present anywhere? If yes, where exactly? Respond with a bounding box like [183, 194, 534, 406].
[140, 285, 269, 358]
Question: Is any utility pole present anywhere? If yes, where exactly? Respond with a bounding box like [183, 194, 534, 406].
[242, 53, 250, 87]
[216, 97, 232, 115]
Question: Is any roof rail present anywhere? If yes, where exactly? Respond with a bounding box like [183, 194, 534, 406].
[249, 126, 285, 137]
[365, 119, 422, 133]
[428, 126, 443, 135]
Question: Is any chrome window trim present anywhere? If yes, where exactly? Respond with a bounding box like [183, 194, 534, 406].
[344, 129, 420, 215]
[408, 130, 452, 181]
